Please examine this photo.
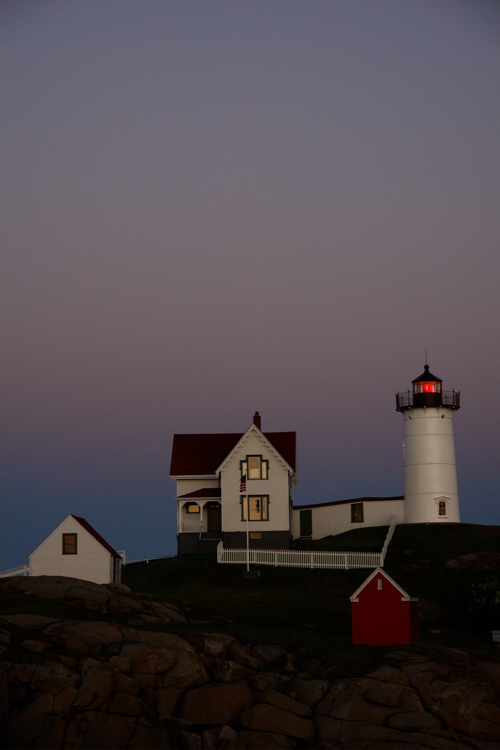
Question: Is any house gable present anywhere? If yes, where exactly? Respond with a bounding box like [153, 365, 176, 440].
[215, 424, 295, 477]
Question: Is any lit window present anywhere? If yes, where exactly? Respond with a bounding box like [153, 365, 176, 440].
[62, 533, 77, 555]
[241, 495, 269, 521]
[414, 382, 441, 394]
[186, 503, 200, 514]
[241, 456, 268, 480]
[351, 503, 364, 523]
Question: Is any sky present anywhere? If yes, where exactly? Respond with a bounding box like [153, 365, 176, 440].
[1, 0, 499, 569]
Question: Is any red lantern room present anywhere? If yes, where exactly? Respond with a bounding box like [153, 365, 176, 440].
[412, 364, 442, 407]
[396, 364, 460, 411]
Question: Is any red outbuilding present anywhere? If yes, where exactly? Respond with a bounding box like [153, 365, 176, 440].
[350, 567, 419, 645]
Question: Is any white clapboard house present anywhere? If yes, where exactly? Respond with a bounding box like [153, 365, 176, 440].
[29, 514, 123, 584]
[170, 412, 297, 554]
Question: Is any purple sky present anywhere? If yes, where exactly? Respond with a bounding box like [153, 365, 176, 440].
[2, 1, 499, 569]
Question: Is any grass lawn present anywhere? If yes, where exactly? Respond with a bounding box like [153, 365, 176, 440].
[122, 523, 500, 666]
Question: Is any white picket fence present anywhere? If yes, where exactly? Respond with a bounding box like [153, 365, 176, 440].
[217, 516, 398, 570]
[217, 544, 382, 569]
[0, 564, 30, 578]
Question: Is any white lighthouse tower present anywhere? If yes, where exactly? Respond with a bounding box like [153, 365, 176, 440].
[396, 365, 461, 524]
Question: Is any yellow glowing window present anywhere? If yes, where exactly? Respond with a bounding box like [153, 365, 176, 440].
[62, 533, 77, 555]
[241, 495, 269, 521]
[242, 455, 269, 480]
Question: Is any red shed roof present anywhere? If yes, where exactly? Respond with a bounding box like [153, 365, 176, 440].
[170, 431, 296, 476]
[71, 516, 122, 558]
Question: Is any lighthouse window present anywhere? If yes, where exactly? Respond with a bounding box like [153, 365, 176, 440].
[438, 500, 447, 516]
[351, 503, 364, 523]
[414, 382, 441, 394]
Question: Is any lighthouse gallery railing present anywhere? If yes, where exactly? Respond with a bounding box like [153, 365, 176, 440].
[395, 389, 460, 410]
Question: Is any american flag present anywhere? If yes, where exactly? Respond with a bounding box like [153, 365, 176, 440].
[240, 474, 247, 493]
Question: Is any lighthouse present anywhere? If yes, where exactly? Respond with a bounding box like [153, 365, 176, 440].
[396, 365, 461, 524]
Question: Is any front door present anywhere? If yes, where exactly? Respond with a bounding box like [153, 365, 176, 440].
[300, 509, 312, 537]
[206, 503, 222, 533]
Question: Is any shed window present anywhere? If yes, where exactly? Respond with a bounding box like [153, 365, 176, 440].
[351, 503, 364, 523]
[62, 533, 77, 555]
[377, 579, 383, 590]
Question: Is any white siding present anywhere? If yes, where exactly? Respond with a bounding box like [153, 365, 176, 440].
[220, 432, 291, 533]
[29, 516, 115, 584]
[292, 500, 404, 540]
[402, 407, 460, 524]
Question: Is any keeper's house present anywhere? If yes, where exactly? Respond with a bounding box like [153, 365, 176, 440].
[170, 412, 297, 554]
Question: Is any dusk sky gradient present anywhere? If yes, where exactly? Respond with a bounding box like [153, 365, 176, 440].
[2, 1, 499, 569]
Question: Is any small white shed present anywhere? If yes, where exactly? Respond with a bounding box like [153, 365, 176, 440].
[29, 515, 123, 584]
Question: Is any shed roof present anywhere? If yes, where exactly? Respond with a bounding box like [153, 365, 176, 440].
[170, 431, 296, 476]
[71, 516, 122, 558]
[350, 567, 417, 602]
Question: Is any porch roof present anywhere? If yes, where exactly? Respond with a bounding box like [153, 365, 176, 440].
[177, 488, 222, 500]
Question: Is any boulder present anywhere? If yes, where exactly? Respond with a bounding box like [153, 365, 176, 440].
[287, 677, 330, 707]
[256, 689, 312, 718]
[179, 680, 253, 724]
[240, 703, 315, 742]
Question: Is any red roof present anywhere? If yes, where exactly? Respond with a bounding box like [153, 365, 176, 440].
[71, 516, 122, 558]
[170, 431, 296, 476]
[294, 496, 403, 510]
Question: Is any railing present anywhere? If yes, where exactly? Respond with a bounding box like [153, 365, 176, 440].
[396, 390, 460, 411]
[217, 543, 382, 569]
[380, 515, 398, 566]
[180, 521, 202, 534]
[0, 564, 30, 578]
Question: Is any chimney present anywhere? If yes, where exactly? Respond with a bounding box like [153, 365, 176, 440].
[253, 411, 261, 430]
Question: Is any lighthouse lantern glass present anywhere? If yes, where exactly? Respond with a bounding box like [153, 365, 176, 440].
[414, 381, 441, 394]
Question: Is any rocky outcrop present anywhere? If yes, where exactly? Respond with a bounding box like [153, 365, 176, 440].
[1, 576, 500, 749]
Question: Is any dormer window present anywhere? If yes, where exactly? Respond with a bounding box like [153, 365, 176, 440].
[241, 455, 268, 480]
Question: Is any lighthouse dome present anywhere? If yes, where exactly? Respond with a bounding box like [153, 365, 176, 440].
[412, 364, 442, 385]
[412, 364, 442, 406]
